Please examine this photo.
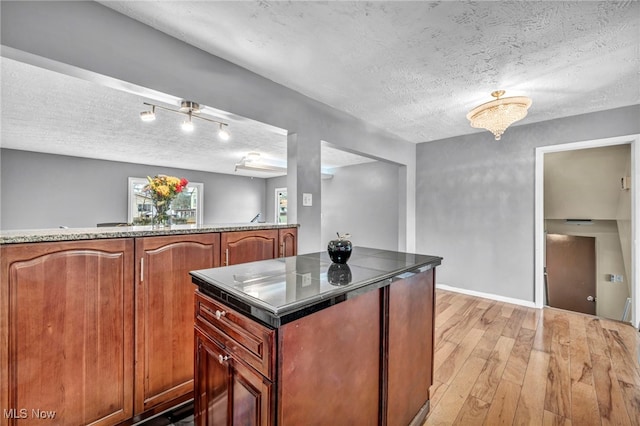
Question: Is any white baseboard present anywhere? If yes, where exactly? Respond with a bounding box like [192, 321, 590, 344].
[436, 284, 538, 309]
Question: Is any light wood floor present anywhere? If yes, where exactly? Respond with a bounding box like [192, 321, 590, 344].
[423, 290, 640, 425]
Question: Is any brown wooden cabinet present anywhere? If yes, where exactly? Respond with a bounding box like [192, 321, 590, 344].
[278, 228, 297, 258]
[0, 239, 135, 426]
[194, 292, 274, 426]
[134, 233, 220, 416]
[0, 226, 297, 425]
[221, 230, 279, 266]
[194, 329, 273, 426]
[387, 271, 435, 425]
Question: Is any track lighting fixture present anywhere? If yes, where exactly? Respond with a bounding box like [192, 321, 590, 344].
[139, 100, 231, 140]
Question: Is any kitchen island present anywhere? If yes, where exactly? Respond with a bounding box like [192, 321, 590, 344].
[190, 247, 442, 426]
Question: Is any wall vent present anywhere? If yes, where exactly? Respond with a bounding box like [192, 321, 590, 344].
[565, 219, 593, 225]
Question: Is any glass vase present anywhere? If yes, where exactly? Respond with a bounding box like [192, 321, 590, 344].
[152, 200, 171, 229]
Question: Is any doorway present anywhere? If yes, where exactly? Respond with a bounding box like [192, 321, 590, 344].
[535, 134, 639, 328]
[275, 188, 287, 224]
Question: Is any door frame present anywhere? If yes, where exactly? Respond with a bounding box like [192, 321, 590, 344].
[534, 134, 640, 327]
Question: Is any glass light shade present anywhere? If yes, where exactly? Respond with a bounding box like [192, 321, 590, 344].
[218, 126, 230, 141]
[467, 93, 532, 140]
[181, 119, 194, 132]
[139, 110, 156, 122]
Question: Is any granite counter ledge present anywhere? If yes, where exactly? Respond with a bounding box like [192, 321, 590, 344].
[0, 223, 298, 244]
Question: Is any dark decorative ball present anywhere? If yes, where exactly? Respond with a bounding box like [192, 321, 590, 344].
[327, 238, 352, 264]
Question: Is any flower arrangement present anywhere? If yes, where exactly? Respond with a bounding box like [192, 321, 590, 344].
[144, 174, 189, 227]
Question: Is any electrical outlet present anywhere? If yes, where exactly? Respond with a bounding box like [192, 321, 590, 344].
[301, 273, 312, 287]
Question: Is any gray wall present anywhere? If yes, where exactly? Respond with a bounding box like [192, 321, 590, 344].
[1, 149, 265, 230]
[265, 160, 400, 251]
[416, 105, 640, 303]
[0, 1, 417, 253]
[321, 161, 399, 251]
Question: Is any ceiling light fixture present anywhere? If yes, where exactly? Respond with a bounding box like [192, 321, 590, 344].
[181, 111, 194, 132]
[234, 153, 333, 179]
[139, 105, 156, 122]
[466, 90, 532, 140]
[218, 123, 230, 141]
[139, 100, 230, 140]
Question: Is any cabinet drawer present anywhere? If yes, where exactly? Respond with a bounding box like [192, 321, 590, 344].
[195, 291, 275, 380]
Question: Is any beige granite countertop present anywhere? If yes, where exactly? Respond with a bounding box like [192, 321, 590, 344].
[0, 223, 298, 244]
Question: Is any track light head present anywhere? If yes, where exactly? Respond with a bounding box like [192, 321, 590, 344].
[139, 105, 156, 122]
[218, 124, 230, 141]
[181, 112, 194, 132]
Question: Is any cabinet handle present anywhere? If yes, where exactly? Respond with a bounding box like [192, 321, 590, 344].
[218, 354, 231, 364]
[281, 242, 285, 257]
[225, 248, 229, 266]
[140, 258, 144, 282]
[215, 310, 226, 320]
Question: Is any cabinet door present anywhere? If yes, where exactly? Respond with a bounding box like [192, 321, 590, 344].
[387, 269, 435, 426]
[135, 233, 220, 414]
[278, 228, 297, 258]
[195, 329, 273, 426]
[0, 239, 134, 426]
[221, 230, 278, 266]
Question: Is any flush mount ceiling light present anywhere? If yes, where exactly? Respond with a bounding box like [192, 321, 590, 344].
[466, 90, 532, 140]
[234, 152, 334, 179]
[139, 100, 230, 140]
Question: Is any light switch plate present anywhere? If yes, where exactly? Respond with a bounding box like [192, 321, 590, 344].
[302, 193, 312, 206]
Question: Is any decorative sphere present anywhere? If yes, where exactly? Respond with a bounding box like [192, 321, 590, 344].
[327, 238, 352, 264]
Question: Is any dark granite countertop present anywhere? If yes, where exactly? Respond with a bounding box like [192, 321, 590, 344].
[190, 247, 442, 327]
[0, 223, 298, 244]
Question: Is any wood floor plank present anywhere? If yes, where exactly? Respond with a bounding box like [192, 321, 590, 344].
[568, 312, 594, 385]
[513, 349, 550, 425]
[522, 307, 541, 331]
[603, 328, 640, 386]
[475, 302, 502, 331]
[424, 356, 488, 426]
[435, 328, 485, 385]
[617, 380, 640, 426]
[445, 307, 486, 345]
[543, 410, 572, 426]
[586, 317, 611, 358]
[533, 310, 556, 353]
[501, 306, 527, 339]
[591, 353, 633, 426]
[544, 338, 572, 417]
[452, 395, 490, 425]
[470, 335, 515, 403]
[570, 381, 602, 426]
[502, 327, 535, 385]
[428, 380, 448, 410]
[471, 315, 508, 360]
[501, 303, 515, 318]
[482, 379, 521, 426]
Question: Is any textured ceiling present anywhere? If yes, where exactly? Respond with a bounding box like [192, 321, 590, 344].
[0, 57, 371, 177]
[99, 0, 640, 143]
[2, 1, 639, 177]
